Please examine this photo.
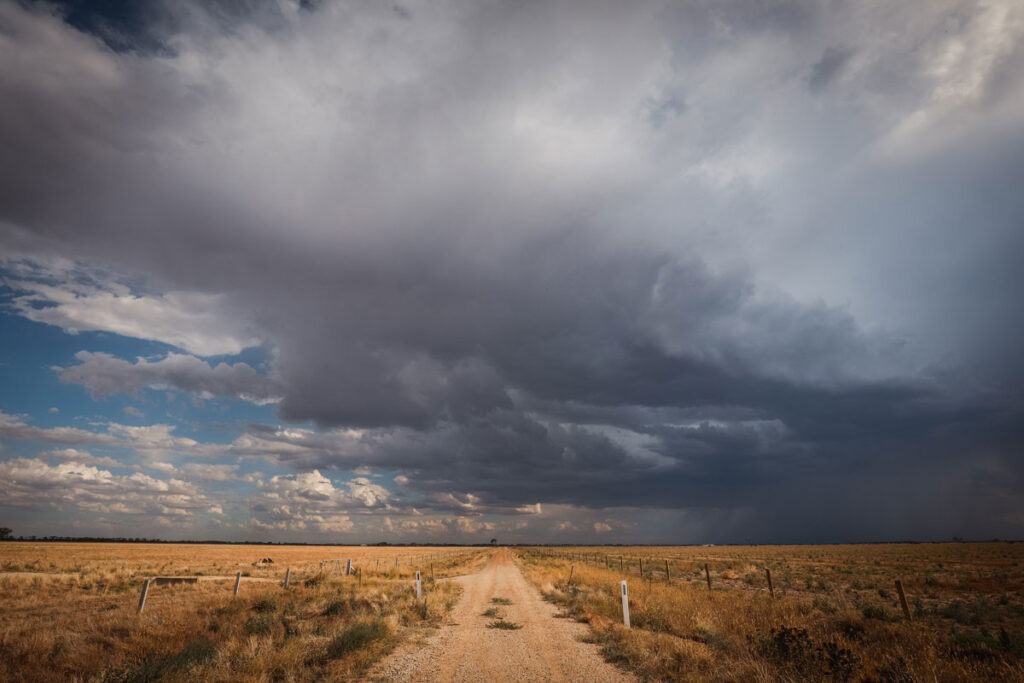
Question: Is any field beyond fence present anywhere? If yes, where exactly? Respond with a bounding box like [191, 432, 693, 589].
[515, 543, 1024, 682]
[0, 542, 486, 682]
[2, 542, 1024, 681]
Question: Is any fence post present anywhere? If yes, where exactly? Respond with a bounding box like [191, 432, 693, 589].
[895, 579, 912, 620]
[766, 568, 775, 599]
[568, 565, 574, 584]
[284, 567, 291, 588]
[705, 564, 712, 593]
[639, 557, 643, 577]
[233, 571, 241, 596]
[346, 558, 352, 576]
[665, 559, 670, 582]
[621, 580, 630, 628]
[620, 555, 623, 571]
[416, 570, 422, 599]
[137, 578, 151, 614]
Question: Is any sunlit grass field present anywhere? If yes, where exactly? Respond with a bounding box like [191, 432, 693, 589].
[516, 543, 1024, 682]
[0, 543, 487, 682]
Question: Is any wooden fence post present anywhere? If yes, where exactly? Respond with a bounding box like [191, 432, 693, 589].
[704, 564, 712, 593]
[639, 557, 643, 577]
[620, 556, 624, 571]
[568, 565, 574, 584]
[665, 559, 670, 581]
[621, 581, 630, 628]
[416, 570, 422, 599]
[136, 578, 151, 614]
[346, 558, 352, 576]
[284, 568, 291, 588]
[895, 579, 912, 620]
[233, 571, 241, 596]
[766, 568, 775, 599]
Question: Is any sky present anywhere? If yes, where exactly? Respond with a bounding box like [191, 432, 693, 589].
[0, 0, 1022, 544]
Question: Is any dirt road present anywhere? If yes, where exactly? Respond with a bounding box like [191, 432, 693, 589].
[369, 549, 634, 683]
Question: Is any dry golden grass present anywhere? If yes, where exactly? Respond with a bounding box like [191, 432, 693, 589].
[0, 543, 488, 682]
[516, 544, 1024, 682]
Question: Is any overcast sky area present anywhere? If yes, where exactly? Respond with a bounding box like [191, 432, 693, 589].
[1, 0, 1022, 544]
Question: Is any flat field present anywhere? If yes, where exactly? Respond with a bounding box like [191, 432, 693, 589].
[516, 543, 1024, 681]
[0, 542, 487, 682]
[3, 542, 1023, 682]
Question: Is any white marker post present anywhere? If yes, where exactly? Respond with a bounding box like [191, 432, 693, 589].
[233, 571, 241, 596]
[346, 558, 352, 576]
[620, 580, 630, 628]
[137, 578, 151, 614]
[416, 570, 422, 599]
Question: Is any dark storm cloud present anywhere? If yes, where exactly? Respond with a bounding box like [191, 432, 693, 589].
[2, 0, 1023, 541]
[807, 46, 853, 92]
[57, 351, 282, 404]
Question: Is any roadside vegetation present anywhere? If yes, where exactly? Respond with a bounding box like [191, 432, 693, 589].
[0, 544, 487, 682]
[516, 543, 1024, 682]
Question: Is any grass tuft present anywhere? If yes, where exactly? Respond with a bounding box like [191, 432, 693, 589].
[326, 620, 389, 659]
[487, 620, 522, 630]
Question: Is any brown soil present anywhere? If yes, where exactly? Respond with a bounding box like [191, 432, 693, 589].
[368, 549, 634, 683]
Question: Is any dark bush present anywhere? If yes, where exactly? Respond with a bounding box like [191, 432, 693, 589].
[833, 616, 866, 641]
[755, 625, 861, 681]
[252, 596, 278, 613]
[243, 614, 274, 635]
[861, 603, 899, 622]
[111, 637, 217, 683]
[819, 641, 860, 683]
[323, 600, 347, 616]
[326, 620, 388, 659]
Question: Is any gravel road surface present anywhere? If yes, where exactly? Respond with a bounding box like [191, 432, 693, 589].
[368, 549, 634, 683]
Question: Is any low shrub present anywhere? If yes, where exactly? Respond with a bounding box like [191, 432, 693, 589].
[252, 596, 278, 613]
[243, 614, 274, 635]
[326, 620, 388, 659]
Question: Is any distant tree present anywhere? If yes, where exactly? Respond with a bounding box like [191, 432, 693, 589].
[0, 528, 11, 540]
[490, 538, 497, 545]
